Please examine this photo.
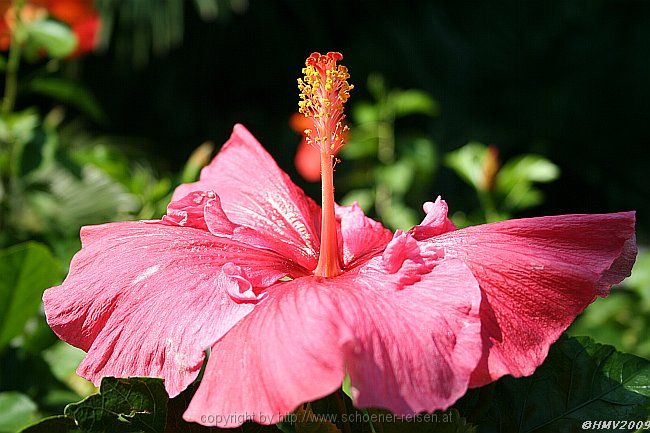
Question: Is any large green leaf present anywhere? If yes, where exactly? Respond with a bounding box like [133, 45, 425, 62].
[65, 377, 168, 433]
[457, 336, 650, 432]
[24, 377, 168, 433]
[0, 242, 59, 351]
[0, 392, 38, 433]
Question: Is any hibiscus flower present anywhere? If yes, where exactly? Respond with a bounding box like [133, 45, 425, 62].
[43, 52, 636, 428]
[0, 0, 100, 56]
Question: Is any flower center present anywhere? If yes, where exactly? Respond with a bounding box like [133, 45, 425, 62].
[298, 52, 353, 278]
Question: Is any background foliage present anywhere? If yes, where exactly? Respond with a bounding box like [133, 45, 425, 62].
[0, 0, 648, 432]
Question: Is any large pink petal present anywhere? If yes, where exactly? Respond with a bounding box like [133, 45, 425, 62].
[425, 211, 637, 387]
[173, 124, 321, 270]
[43, 221, 294, 397]
[184, 237, 482, 427]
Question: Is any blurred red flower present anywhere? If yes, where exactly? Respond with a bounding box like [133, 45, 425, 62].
[290, 112, 349, 183]
[290, 112, 321, 182]
[0, 0, 100, 56]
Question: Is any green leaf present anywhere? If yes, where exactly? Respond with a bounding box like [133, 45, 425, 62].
[25, 78, 107, 124]
[64, 377, 168, 433]
[501, 183, 544, 211]
[495, 155, 559, 213]
[351, 102, 380, 126]
[444, 142, 488, 191]
[496, 154, 559, 193]
[43, 341, 96, 397]
[0, 109, 40, 147]
[0, 242, 59, 351]
[375, 159, 415, 196]
[403, 137, 438, 176]
[43, 342, 86, 384]
[341, 375, 352, 399]
[25, 20, 77, 58]
[341, 132, 378, 160]
[458, 336, 650, 432]
[19, 415, 80, 433]
[0, 392, 38, 432]
[391, 89, 439, 117]
[340, 189, 374, 212]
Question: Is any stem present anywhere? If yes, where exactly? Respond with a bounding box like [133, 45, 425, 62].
[314, 152, 341, 277]
[361, 409, 377, 433]
[2, 0, 26, 116]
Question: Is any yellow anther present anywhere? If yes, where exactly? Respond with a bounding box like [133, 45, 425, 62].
[297, 52, 352, 155]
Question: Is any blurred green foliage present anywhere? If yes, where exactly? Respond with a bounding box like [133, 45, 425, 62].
[340, 74, 439, 230]
[445, 141, 559, 225]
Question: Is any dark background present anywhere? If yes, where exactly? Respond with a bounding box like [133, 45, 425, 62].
[79, 0, 649, 237]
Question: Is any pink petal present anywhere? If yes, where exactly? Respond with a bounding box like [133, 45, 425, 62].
[162, 189, 238, 236]
[173, 124, 321, 270]
[336, 203, 393, 268]
[424, 211, 637, 387]
[184, 239, 482, 427]
[183, 280, 351, 427]
[348, 256, 482, 415]
[43, 221, 295, 397]
[409, 196, 456, 240]
[204, 194, 238, 236]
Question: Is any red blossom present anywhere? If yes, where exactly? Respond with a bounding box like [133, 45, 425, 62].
[0, 0, 100, 56]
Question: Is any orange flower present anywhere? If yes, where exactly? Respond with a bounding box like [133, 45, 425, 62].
[0, 0, 100, 56]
